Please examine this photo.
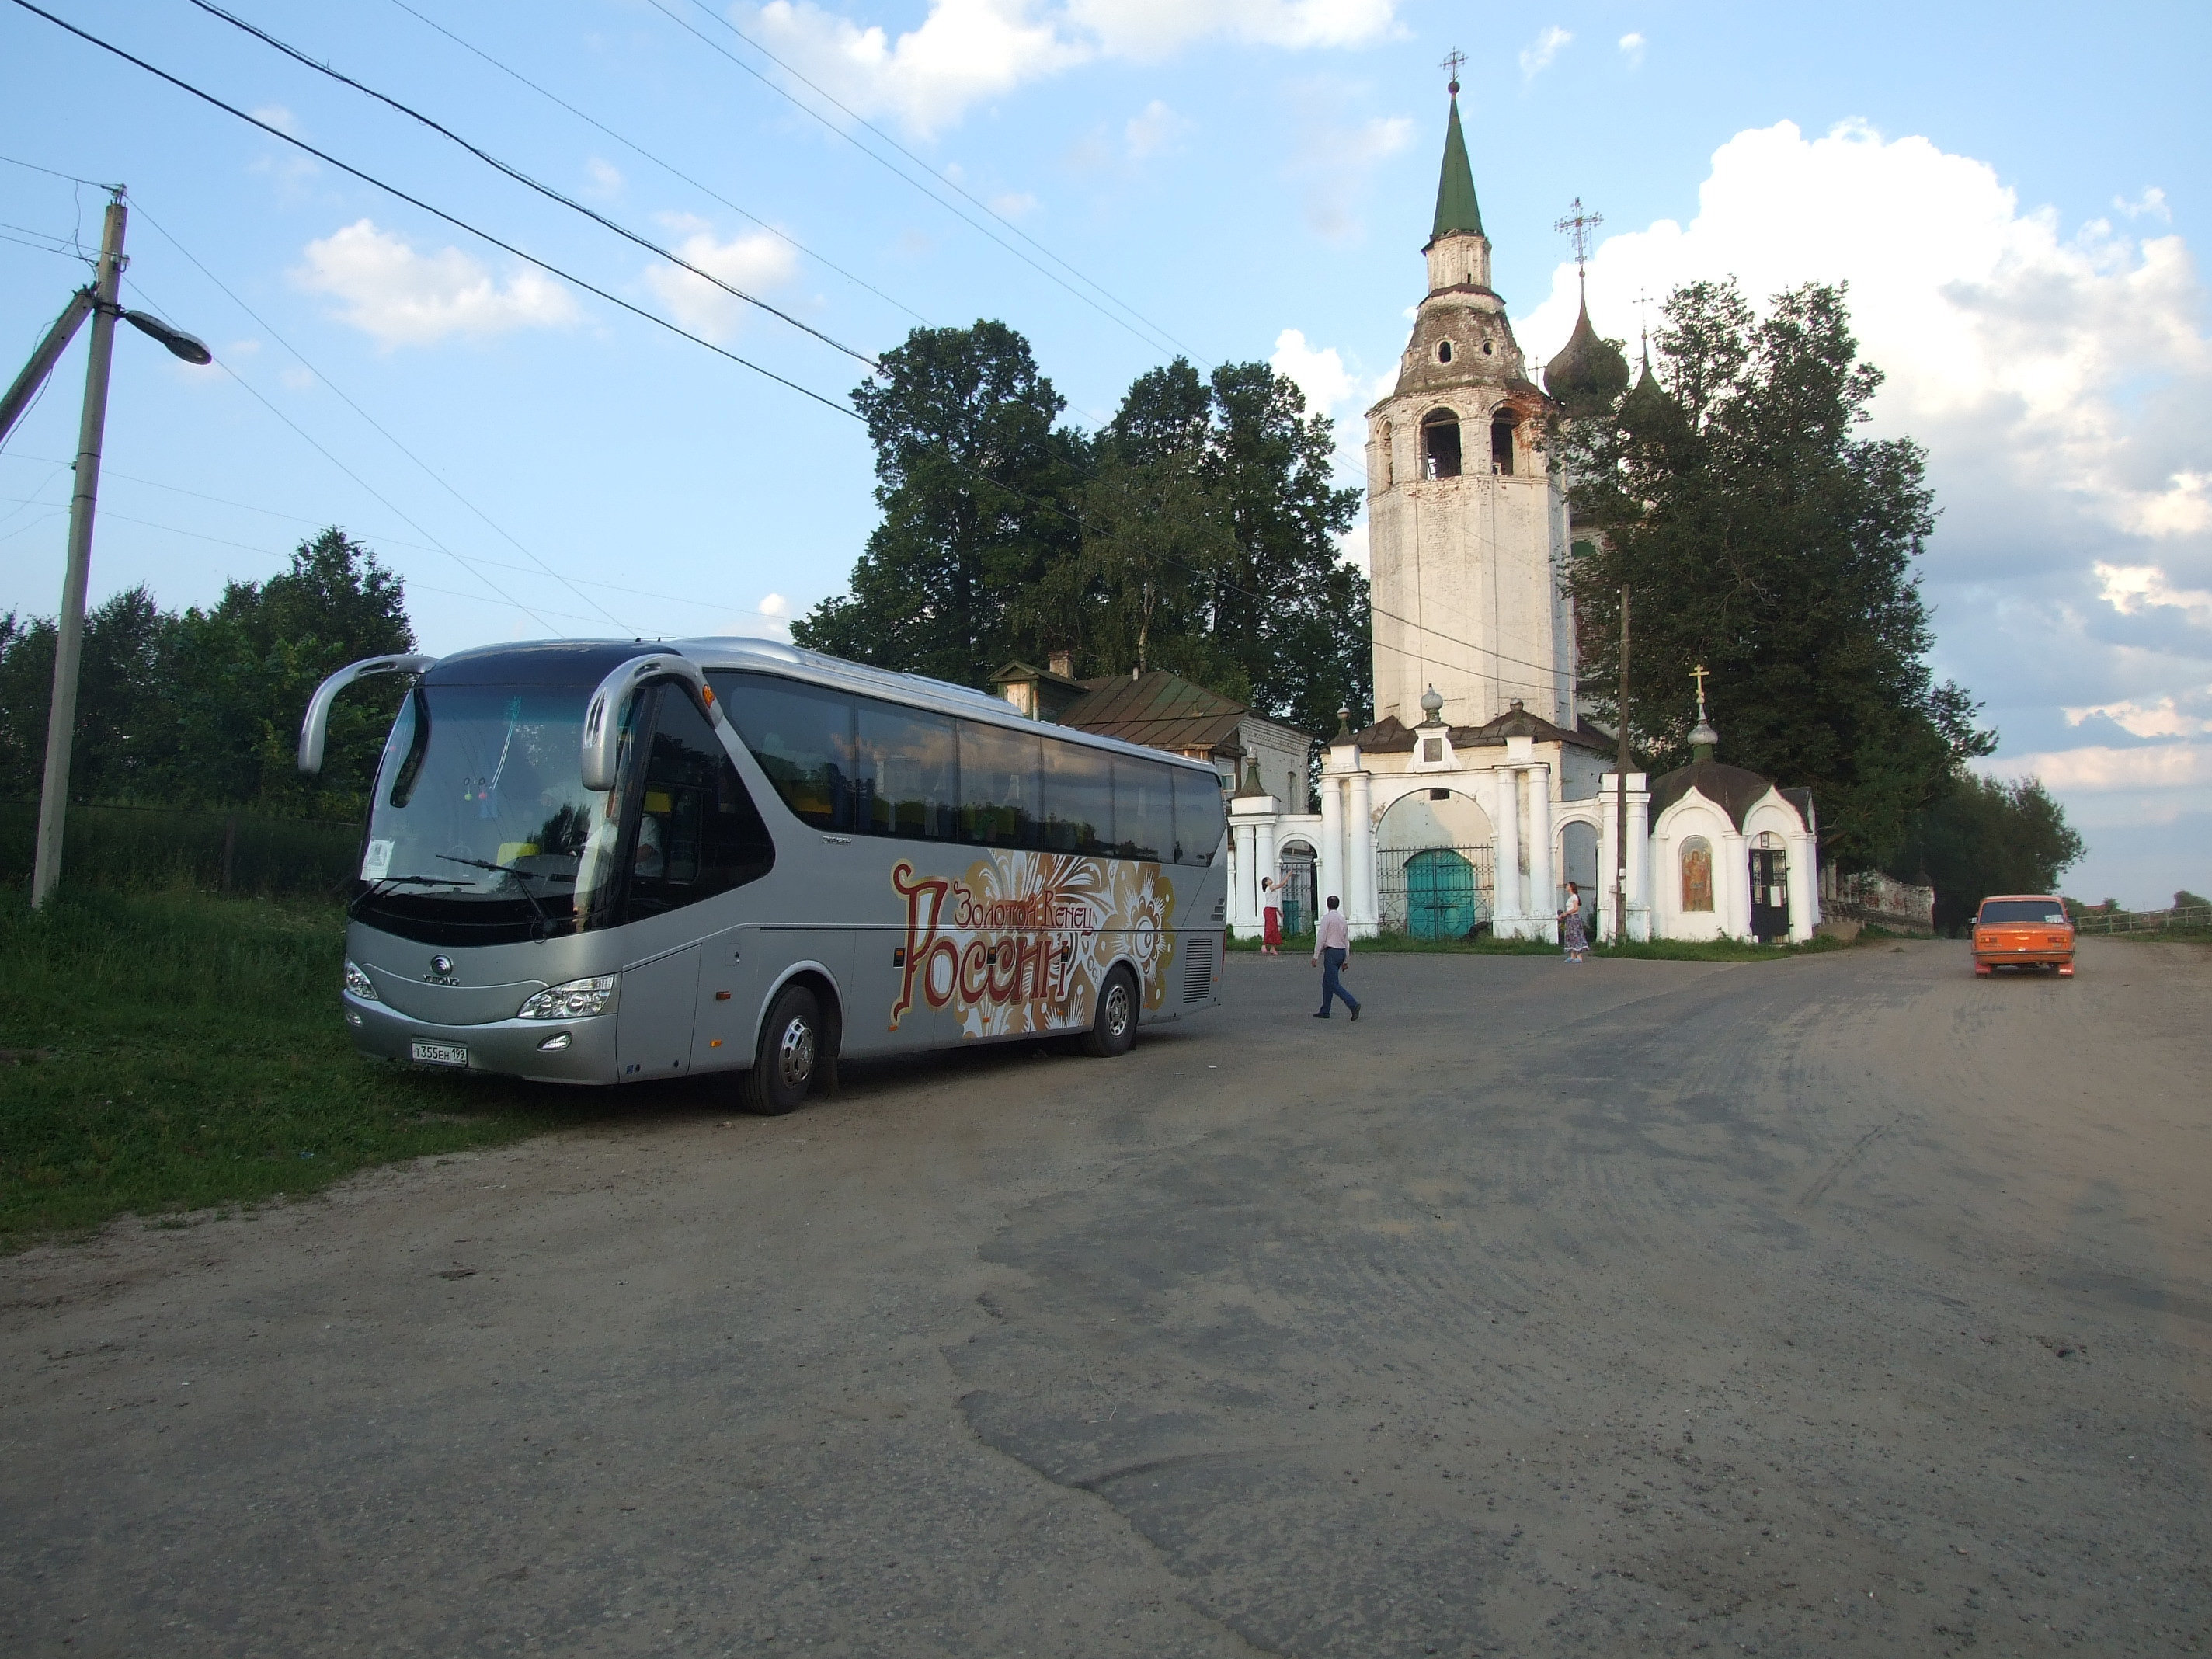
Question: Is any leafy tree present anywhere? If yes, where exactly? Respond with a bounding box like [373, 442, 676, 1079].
[1889, 772, 2085, 934]
[1560, 280, 1994, 867]
[792, 322, 1087, 686]
[0, 529, 413, 817]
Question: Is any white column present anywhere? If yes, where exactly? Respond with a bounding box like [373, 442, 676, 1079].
[1721, 830, 1751, 940]
[1490, 767, 1521, 926]
[1596, 789, 1619, 942]
[1318, 776, 1344, 913]
[1528, 763, 1554, 943]
[1348, 766, 1376, 931]
[1227, 821, 1251, 932]
[1786, 831, 1816, 942]
[1257, 816, 1279, 920]
[1626, 779, 1650, 941]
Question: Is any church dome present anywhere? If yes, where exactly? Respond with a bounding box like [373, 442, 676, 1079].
[1542, 298, 1629, 404]
[1620, 353, 1678, 436]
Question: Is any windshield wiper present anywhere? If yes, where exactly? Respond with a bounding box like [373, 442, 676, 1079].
[437, 854, 554, 937]
[350, 873, 468, 916]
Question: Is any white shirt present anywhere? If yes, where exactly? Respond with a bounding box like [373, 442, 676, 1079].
[1316, 909, 1349, 951]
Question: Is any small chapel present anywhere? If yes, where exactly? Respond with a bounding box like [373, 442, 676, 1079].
[1220, 73, 1824, 947]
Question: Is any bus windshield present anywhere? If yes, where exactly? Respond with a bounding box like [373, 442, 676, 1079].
[356, 683, 624, 940]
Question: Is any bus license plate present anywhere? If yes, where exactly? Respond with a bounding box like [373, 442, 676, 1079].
[411, 1039, 468, 1069]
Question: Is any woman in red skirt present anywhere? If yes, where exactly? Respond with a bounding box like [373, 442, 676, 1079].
[1261, 876, 1284, 956]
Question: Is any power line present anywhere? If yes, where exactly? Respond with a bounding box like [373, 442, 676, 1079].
[673, 0, 1203, 365]
[642, 0, 1195, 367]
[0, 151, 118, 190]
[5, 0, 863, 421]
[182, 0, 880, 370]
[382, 0, 930, 330]
[127, 202, 630, 632]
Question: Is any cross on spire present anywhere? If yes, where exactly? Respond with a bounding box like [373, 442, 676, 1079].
[1690, 662, 1710, 720]
[1634, 287, 1654, 356]
[1553, 197, 1602, 296]
[1440, 47, 1466, 94]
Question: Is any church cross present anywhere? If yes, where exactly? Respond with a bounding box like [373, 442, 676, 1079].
[1690, 662, 1710, 719]
[1440, 48, 1466, 93]
[1553, 197, 1603, 277]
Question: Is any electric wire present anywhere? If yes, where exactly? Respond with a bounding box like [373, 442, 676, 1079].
[0, 151, 118, 190]
[128, 202, 631, 632]
[118, 273, 565, 635]
[642, 0, 1193, 366]
[383, 0, 930, 329]
[183, 0, 880, 370]
[5, 0, 862, 420]
[673, 0, 1203, 365]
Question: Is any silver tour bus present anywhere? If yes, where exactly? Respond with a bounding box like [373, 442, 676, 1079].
[300, 638, 1229, 1113]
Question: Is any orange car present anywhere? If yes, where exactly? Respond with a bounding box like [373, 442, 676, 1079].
[1972, 894, 2075, 977]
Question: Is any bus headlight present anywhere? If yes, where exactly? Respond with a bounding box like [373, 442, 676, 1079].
[343, 959, 379, 1000]
[517, 975, 617, 1020]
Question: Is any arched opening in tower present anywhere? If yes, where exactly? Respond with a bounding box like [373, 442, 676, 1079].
[1490, 411, 1516, 475]
[1421, 409, 1462, 479]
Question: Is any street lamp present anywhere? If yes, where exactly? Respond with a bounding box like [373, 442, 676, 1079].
[0, 187, 214, 906]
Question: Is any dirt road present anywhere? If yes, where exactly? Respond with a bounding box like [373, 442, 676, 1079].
[4, 939, 2207, 1657]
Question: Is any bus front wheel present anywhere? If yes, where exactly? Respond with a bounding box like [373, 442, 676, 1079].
[743, 984, 821, 1115]
[1080, 966, 1138, 1059]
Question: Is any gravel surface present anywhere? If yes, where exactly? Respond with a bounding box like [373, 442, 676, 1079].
[4, 938, 2207, 1657]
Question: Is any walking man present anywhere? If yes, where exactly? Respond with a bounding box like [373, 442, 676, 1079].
[1312, 895, 1361, 1021]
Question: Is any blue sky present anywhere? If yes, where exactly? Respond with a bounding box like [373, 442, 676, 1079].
[2, 0, 2206, 904]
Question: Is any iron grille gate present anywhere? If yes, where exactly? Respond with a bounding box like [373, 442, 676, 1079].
[1375, 841, 1496, 939]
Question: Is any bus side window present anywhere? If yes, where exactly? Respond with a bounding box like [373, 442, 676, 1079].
[854, 697, 959, 840]
[713, 671, 855, 830]
[958, 719, 1041, 849]
[1115, 757, 1175, 861]
[1173, 767, 1225, 865]
[1042, 739, 1113, 855]
[624, 687, 775, 920]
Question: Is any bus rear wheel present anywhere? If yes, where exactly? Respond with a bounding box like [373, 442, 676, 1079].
[743, 984, 821, 1115]
[1080, 966, 1138, 1059]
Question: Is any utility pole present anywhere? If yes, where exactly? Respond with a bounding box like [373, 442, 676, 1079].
[1614, 586, 1630, 944]
[30, 190, 126, 909]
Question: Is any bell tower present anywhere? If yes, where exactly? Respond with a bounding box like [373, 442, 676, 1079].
[1364, 67, 1577, 732]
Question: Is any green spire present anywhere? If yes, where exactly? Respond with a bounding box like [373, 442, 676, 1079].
[1428, 94, 1484, 245]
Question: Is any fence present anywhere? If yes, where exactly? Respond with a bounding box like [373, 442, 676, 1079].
[0, 801, 363, 899]
[1375, 840, 1496, 940]
[2073, 903, 2212, 936]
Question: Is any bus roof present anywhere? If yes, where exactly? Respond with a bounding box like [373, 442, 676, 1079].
[425, 636, 1226, 777]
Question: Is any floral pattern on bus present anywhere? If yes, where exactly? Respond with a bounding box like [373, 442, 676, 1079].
[889, 851, 1176, 1038]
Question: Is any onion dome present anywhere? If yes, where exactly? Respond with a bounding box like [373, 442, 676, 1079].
[1620, 349, 1678, 436]
[1418, 684, 1445, 725]
[1542, 297, 1629, 403]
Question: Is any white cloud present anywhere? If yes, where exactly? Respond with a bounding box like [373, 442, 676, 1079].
[2095, 562, 2212, 624]
[745, 0, 1397, 137]
[759, 592, 791, 617]
[250, 104, 298, 134]
[2064, 691, 2212, 739]
[1125, 98, 1193, 159]
[1270, 327, 1354, 413]
[294, 220, 579, 347]
[1617, 31, 1645, 64]
[1287, 92, 1411, 244]
[279, 366, 315, 391]
[2113, 186, 2170, 222]
[1981, 742, 2212, 792]
[584, 158, 624, 200]
[641, 226, 802, 342]
[1337, 520, 1369, 574]
[990, 190, 1039, 217]
[1519, 25, 1570, 81]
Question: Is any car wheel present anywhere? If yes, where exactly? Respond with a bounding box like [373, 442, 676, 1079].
[1080, 965, 1138, 1059]
[742, 984, 822, 1115]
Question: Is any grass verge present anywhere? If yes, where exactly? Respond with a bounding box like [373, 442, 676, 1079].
[0, 888, 607, 1251]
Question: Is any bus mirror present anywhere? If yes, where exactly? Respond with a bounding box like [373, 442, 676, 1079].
[297, 654, 439, 775]
[579, 652, 720, 792]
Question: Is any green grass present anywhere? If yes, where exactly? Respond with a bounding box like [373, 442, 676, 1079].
[1231, 927, 1852, 962]
[0, 888, 607, 1250]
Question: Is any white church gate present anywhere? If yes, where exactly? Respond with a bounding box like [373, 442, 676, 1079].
[1278, 837, 1317, 937]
